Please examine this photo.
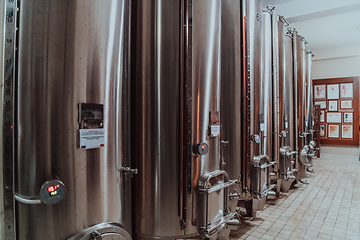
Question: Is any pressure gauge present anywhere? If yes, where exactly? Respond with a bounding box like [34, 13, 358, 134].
[280, 131, 286, 138]
[195, 142, 209, 155]
[252, 135, 261, 144]
[39, 180, 66, 205]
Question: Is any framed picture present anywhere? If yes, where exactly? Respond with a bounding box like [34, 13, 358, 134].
[320, 110, 325, 122]
[340, 100, 352, 109]
[344, 112, 353, 123]
[314, 85, 326, 99]
[320, 124, 325, 137]
[328, 101, 337, 111]
[342, 125, 353, 139]
[315, 101, 326, 109]
[327, 112, 341, 123]
[327, 84, 339, 99]
[340, 83, 353, 98]
[328, 125, 339, 138]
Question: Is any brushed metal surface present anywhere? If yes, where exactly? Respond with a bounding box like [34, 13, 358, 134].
[132, 0, 224, 238]
[15, 0, 132, 239]
[131, 1, 191, 239]
[220, 0, 242, 210]
[306, 51, 314, 142]
[294, 31, 307, 150]
[247, 0, 262, 163]
[271, 12, 282, 165]
[261, 11, 273, 160]
[277, 16, 287, 148]
[190, 0, 222, 227]
[282, 35, 294, 153]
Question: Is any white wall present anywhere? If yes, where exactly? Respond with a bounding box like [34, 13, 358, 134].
[312, 44, 360, 79]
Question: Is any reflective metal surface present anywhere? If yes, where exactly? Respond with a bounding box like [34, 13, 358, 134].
[220, 0, 242, 212]
[132, 1, 231, 239]
[306, 51, 314, 142]
[261, 11, 273, 161]
[294, 31, 307, 151]
[131, 1, 194, 239]
[293, 30, 309, 177]
[283, 34, 295, 156]
[15, 0, 132, 239]
[276, 15, 296, 191]
[190, 0, 226, 236]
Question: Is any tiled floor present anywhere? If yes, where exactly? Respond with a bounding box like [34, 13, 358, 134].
[230, 151, 360, 240]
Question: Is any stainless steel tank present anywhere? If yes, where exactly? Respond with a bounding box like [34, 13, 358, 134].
[293, 30, 308, 179]
[306, 51, 317, 162]
[275, 16, 297, 192]
[243, 0, 276, 216]
[220, 0, 244, 213]
[4, 0, 133, 239]
[132, 0, 235, 239]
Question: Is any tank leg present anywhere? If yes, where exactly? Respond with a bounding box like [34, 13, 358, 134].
[217, 226, 231, 240]
[244, 199, 257, 217]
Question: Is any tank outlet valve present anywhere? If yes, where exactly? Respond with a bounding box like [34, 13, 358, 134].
[251, 135, 261, 144]
[120, 167, 138, 177]
[194, 142, 209, 155]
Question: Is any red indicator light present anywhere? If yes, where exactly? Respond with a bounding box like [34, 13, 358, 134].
[47, 185, 59, 192]
[201, 145, 206, 149]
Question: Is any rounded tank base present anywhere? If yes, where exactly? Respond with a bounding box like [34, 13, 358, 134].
[134, 233, 199, 240]
[67, 223, 132, 240]
[280, 179, 295, 193]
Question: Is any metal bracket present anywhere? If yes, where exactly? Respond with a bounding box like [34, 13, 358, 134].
[119, 167, 138, 177]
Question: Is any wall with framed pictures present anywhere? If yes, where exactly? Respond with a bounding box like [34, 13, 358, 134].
[313, 76, 359, 146]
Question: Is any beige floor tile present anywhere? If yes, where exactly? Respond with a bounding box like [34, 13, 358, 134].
[317, 233, 332, 239]
[260, 235, 275, 240]
[248, 231, 264, 238]
[275, 233, 291, 240]
[262, 230, 279, 237]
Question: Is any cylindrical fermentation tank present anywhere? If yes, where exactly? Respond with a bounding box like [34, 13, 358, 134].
[220, 0, 244, 213]
[306, 50, 317, 160]
[2, 0, 133, 239]
[132, 1, 236, 239]
[273, 14, 297, 193]
[293, 30, 315, 175]
[242, 0, 276, 216]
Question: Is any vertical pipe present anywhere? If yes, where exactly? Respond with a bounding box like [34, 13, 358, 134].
[0, 2, 5, 237]
[1, 0, 17, 238]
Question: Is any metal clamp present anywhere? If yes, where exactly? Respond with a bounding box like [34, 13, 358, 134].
[120, 167, 138, 177]
[286, 151, 297, 156]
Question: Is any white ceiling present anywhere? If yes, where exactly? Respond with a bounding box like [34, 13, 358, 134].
[262, 0, 360, 51]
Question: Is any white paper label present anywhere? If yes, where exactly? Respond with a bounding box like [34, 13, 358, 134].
[210, 125, 220, 137]
[79, 129, 105, 149]
[305, 121, 308, 127]
[285, 122, 288, 129]
[260, 123, 265, 131]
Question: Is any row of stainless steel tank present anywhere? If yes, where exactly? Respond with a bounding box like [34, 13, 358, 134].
[0, 1, 317, 240]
